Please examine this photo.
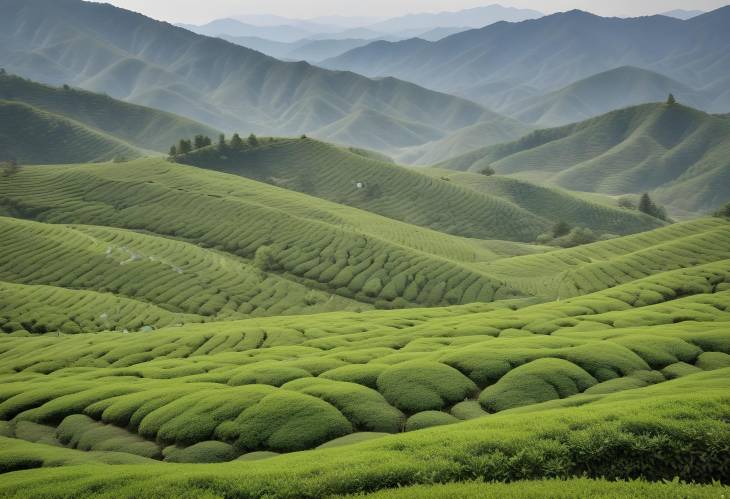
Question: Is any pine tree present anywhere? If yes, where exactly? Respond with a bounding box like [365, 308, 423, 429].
[230, 133, 244, 150]
[178, 139, 192, 155]
[168, 145, 177, 157]
[218, 134, 226, 150]
[248, 133, 259, 147]
[194, 135, 212, 150]
[667, 93, 677, 105]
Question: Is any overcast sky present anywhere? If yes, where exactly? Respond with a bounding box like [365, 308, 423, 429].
[101, 0, 729, 24]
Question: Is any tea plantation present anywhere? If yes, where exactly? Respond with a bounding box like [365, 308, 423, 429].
[0, 159, 728, 498]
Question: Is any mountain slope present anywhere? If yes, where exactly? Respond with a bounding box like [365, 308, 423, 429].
[505, 66, 709, 127]
[175, 137, 551, 242]
[0, 73, 218, 153]
[438, 102, 730, 213]
[0, 0, 511, 157]
[322, 8, 730, 112]
[368, 5, 543, 32]
[0, 100, 142, 164]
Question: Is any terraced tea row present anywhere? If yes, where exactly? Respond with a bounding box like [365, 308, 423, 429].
[0, 162, 528, 310]
[0, 217, 363, 331]
[1, 255, 728, 460]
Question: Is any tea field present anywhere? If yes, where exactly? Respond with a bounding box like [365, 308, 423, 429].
[0, 160, 728, 498]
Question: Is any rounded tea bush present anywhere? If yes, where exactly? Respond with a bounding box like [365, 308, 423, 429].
[282, 378, 404, 433]
[376, 361, 478, 413]
[319, 363, 388, 389]
[163, 441, 236, 463]
[405, 411, 460, 432]
[479, 358, 597, 412]
[217, 391, 353, 452]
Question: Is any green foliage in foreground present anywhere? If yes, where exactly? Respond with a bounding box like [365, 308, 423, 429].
[0, 371, 727, 497]
[360, 478, 730, 499]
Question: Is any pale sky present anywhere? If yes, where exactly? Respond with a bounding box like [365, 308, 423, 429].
[101, 1, 729, 24]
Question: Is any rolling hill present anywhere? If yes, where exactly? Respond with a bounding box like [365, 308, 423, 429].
[420, 169, 664, 236]
[0, 212, 728, 496]
[0, 100, 142, 164]
[322, 8, 730, 112]
[175, 137, 661, 239]
[503, 66, 709, 127]
[0, 158, 537, 312]
[0, 0, 522, 158]
[438, 102, 730, 214]
[0, 73, 219, 153]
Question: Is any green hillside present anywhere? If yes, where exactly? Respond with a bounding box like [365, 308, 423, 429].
[177, 137, 663, 240]
[0, 217, 728, 495]
[504, 66, 710, 127]
[0, 0, 523, 159]
[421, 169, 664, 236]
[0, 100, 142, 164]
[438, 103, 730, 214]
[0, 159, 533, 310]
[0, 73, 218, 153]
[176, 137, 551, 241]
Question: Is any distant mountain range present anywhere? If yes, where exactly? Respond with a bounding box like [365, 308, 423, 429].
[322, 8, 730, 113]
[438, 102, 730, 214]
[180, 5, 543, 44]
[661, 9, 704, 19]
[0, 0, 526, 157]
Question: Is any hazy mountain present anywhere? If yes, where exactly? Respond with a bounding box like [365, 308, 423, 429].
[178, 18, 313, 42]
[415, 27, 469, 41]
[438, 102, 730, 214]
[505, 66, 711, 127]
[220, 36, 381, 63]
[0, 0, 511, 157]
[323, 8, 730, 109]
[368, 4, 543, 32]
[661, 9, 704, 19]
[0, 72, 219, 153]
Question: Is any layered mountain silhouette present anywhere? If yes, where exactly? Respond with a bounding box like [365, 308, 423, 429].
[0, 0, 524, 156]
[323, 8, 730, 112]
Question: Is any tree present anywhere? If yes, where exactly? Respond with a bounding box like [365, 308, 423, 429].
[177, 139, 192, 155]
[247, 133, 259, 147]
[638, 193, 669, 221]
[667, 93, 676, 105]
[551, 221, 571, 238]
[194, 135, 211, 149]
[715, 202, 730, 219]
[1, 159, 19, 177]
[478, 166, 496, 176]
[168, 145, 177, 157]
[0, 68, 6, 76]
[230, 133, 244, 150]
[217, 134, 226, 150]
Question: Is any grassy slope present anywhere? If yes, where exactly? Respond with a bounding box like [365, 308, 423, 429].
[421, 168, 664, 236]
[0, 160, 529, 310]
[0, 73, 219, 153]
[176, 138, 552, 241]
[0, 0, 520, 159]
[0, 244, 728, 494]
[0, 217, 362, 331]
[438, 103, 730, 213]
[0, 101, 142, 164]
